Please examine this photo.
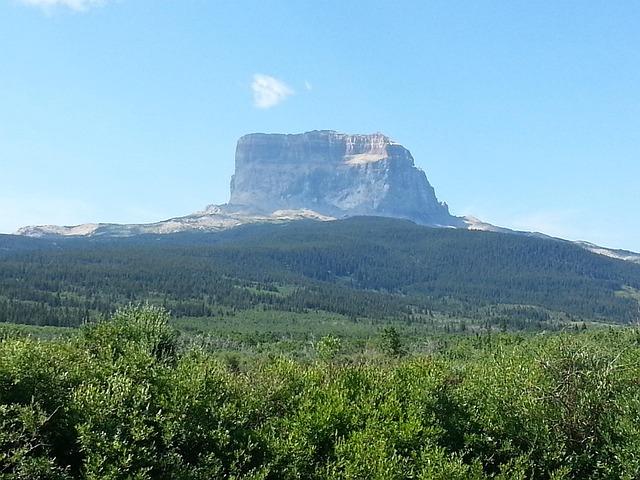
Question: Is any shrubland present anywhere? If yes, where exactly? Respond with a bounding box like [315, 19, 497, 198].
[2, 305, 640, 479]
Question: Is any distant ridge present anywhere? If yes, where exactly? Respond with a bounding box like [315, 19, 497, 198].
[16, 131, 640, 264]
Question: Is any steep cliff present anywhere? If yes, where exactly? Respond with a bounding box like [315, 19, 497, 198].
[229, 131, 460, 226]
[16, 131, 640, 264]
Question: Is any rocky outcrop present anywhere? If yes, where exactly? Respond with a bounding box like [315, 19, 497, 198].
[18, 131, 463, 238]
[16, 205, 335, 238]
[15, 130, 640, 264]
[229, 131, 461, 226]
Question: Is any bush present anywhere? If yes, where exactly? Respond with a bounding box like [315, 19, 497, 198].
[379, 326, 404, 357]
[81, 304, 178, 363]
[3, 308, 640, 478]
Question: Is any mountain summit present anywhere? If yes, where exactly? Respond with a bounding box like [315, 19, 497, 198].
[14, 130, 640, 264]
[18, 130, 466, 237]
[229, 131, 461, 227]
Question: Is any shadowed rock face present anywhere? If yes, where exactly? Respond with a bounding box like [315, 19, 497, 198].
[230, 130, 460, 226]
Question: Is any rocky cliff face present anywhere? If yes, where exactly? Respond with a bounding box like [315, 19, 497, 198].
[14, 130, 640, 264]
[229, 131, 460, 226]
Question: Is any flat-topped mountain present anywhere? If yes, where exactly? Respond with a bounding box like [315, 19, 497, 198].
[18, 130, 465, 237]
[15, 130, 640, 264]
[229, 131, 461, 226]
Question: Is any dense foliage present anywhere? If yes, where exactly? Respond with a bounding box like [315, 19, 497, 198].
[2, 305, 640, 479]
[1, 217, 639, 329]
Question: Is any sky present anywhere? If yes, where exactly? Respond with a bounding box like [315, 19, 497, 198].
[1, 1, 639, 251]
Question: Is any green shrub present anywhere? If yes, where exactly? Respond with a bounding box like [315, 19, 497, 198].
[81, 304, 178, 363]
[3, 307, 640, 478]
[379, 326, 404, 357]
[0, 403, 72, 480]
[316, 335, 342, 362]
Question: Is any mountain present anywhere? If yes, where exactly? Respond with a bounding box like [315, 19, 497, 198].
[16, 206, 335, 237]
[574, 242, 640, 264]
[2, 217, 640, 328]
[16, 130, 463, 238]
[15, 130, 639, 263]
[230, 131, 461, 226]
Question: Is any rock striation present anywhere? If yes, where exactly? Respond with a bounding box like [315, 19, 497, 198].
[229, 131, 460, 226]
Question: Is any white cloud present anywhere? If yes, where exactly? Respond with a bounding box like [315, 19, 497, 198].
[251, 74, 294, 109]
[304, 80, 313, 91]
[19, 0, 106, 11]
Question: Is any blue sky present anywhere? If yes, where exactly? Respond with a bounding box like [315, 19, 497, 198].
[1, 1, 639, 251]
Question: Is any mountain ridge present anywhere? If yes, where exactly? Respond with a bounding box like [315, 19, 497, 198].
[4, 216, 640, 326]
[16, 130, 640, 264]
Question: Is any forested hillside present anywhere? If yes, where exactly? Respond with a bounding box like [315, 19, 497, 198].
[1, 217, 639, 329]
